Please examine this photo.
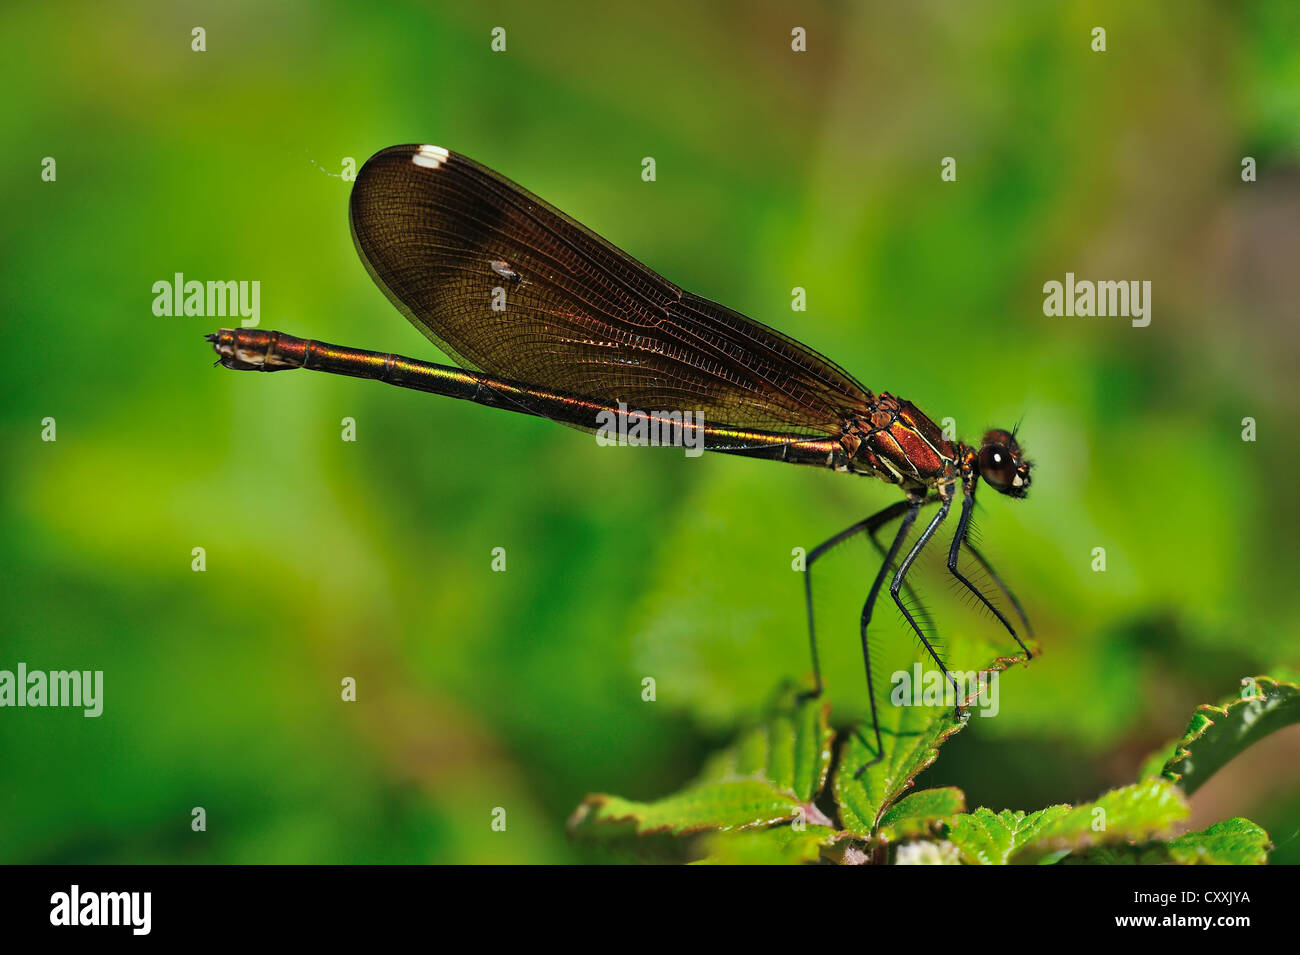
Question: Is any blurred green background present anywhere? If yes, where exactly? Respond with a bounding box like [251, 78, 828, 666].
[2, 0, 1299, 863]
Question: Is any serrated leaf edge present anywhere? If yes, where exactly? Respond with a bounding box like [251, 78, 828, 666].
[569, 788, 801, 837]
[1162, 675, 1300, 786]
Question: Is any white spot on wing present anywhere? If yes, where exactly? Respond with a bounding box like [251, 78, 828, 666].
[490, 259, 522, 282]
[412, 144, 451, 169]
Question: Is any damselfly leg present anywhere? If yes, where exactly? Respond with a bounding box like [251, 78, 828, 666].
[804, 489, 1034, 778]
[964, 539, 1035, 641]
[853, 500, 924, 775]
[888, 496, 965, 715]
[800, 500, 914, 702]
[947, 490, 1034, 660]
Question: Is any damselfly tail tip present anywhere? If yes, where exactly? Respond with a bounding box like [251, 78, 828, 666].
[207, 330, 237, 368]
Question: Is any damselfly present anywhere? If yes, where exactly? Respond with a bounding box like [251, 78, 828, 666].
[207, 144, 1035, 773]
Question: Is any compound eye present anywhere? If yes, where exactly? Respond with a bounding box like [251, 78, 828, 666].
[978, 445, 1017, 489]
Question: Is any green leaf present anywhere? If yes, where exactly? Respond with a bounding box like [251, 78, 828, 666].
[1060, 818, 1271, 865]
[948, 806, 1072, 865]
[697, 695, 834, 803]
[573, 781, 802, 836]
[1162, 676, 1300, 795]
[1057, 844, 1176, 865]
[951, 780, 1190, 864]
[834, 707, 962, 837]
[1134, 675, 1300, 784]
[876, 787, 966, 842]
[833, 654, 1025, 837]
[573, 694, 834, 839]
[1013, 779, 1189, 862]
[1166, 818, 1272, 865]
[693, 824, 837, 865]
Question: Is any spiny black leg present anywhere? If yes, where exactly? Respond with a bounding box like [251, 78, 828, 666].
[800, 500, 912, 702]
[890, 496, 963, 710]
[866, 506, 928, 617]
[853, 500, 923, 777]
[947, 490, 1033, 660]
[964, 539, 1035, 642]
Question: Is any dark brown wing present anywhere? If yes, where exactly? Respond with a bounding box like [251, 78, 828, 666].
[348, 144, 873, 438]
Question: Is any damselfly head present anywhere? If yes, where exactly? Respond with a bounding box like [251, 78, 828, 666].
[976, 428, 1031, 498]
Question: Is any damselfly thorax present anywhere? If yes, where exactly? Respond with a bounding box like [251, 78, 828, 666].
[836, 393, 958, 490]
